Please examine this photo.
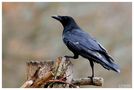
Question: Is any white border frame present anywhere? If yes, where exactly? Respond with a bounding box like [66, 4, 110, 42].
[0, 0, 133, 89]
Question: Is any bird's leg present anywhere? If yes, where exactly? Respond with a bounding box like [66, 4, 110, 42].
[64, 53, 79, 59]
[73, 54, 79, 59]
[64, 55, 74, 59]
[88, 60, 94, 84]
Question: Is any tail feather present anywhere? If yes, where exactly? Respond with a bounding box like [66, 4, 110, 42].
[86, 50, 120, 73]
[90, 51, 120, 73]
[102, 61, 120, 73]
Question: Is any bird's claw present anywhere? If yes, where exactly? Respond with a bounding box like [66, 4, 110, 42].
[64, 56, 73, 59]
[64, 56, 71, 60]
[64, 55, 69, 58]
[88, 76, 94, 84]
[64, 56, 69, 59]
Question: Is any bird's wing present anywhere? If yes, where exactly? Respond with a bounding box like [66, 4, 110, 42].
[63, 29, 114, 62]
[63, 34, 107, 63]
[68, 29, 107, 52]
[63, 30, 120, 72]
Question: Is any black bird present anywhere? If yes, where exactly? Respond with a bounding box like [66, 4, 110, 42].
[52, 15, 120, 80]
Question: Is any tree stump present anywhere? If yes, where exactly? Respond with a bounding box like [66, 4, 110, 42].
[21, 57, 103, 88]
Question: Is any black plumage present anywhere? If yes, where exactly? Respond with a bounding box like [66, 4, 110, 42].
[52, 15, 120, 79]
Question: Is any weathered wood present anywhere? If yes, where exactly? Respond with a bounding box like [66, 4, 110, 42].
[26, 61, 54, 80]
[21, 66, 54, 88]
[21, 57, 73, 88]
[72, 77, 104, 86]
[21, 57, 103, 88]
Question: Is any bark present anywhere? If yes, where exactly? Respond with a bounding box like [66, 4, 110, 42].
[21, 57, 103, 88]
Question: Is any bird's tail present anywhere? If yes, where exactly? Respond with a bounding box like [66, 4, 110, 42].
[102, 59, 120, 73]
[99, 55, 120, 73]
[89, 51, 120, 73]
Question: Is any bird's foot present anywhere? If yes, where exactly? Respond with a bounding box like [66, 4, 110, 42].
[64, 56, 74, 59]
[88, 76, 95, 85]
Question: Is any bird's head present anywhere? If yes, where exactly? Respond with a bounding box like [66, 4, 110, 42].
[51, 15, 78, 28]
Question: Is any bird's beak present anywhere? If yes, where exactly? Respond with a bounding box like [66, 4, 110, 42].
[51, 15, 62, 21]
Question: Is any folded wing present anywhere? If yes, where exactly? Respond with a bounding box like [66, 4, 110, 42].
[63, 29, 120, 73]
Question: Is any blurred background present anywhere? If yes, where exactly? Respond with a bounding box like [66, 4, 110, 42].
[2, 2, 132, 88]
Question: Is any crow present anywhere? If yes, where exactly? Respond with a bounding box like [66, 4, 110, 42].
[52, 15, 120, 80]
